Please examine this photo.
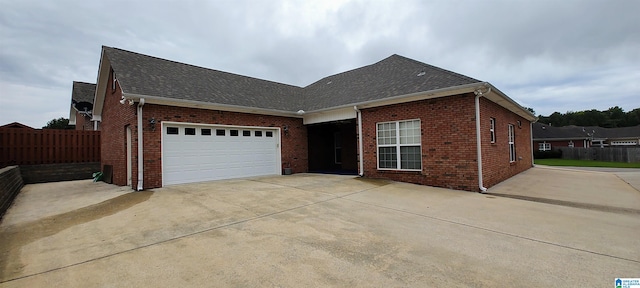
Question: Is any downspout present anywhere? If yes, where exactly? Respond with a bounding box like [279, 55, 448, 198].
[530, 122, 534, 167]
[474, 86, 491, 193]
[137, 98, 145, 191]
[354, 106, 364, 177]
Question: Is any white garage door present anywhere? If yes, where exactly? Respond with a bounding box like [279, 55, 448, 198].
[162, 123, 281, 185]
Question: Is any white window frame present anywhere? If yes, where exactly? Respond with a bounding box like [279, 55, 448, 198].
[376, 119, 422, 171]
[568, 141, 574, 148]
[538, 142, 551, 151]
[489, 118, 496, 143]
[508, 124, 516, 162]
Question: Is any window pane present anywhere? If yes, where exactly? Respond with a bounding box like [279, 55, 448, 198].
[255, 131, 262, 137]
[243, 130, 251, 136]
[216, 129, 225, 136]
[201, 129, 211, 136]
[400, 146, 421, 169]
[266, 131, 273, 137]
[230, 130, 239, 136]
[400, 120, 420, 144]
[185, 128, 196, 135]
[166, 127, 178, 135]
[377, 122, 396, 145]
[378, 147, 397, 169]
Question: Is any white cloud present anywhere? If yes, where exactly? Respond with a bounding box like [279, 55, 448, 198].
[0, 0, 639, 127]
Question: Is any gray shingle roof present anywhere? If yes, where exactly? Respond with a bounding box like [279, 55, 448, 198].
[71, 81, 96, 113]
[71, 81, 96, 104]
[104, 47, 305, 111]
[303, 54, 481, 110]
[104, 47, 482, 112]
[533, 122, 640, 140]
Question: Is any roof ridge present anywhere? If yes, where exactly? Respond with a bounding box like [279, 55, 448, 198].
[73, 81, 96, 85]
[104, 46, 303, 89]
[390, 54, 482, 83]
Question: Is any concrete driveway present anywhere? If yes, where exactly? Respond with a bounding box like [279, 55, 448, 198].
[1, 167, 639, 287]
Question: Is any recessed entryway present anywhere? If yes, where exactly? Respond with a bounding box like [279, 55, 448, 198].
[307, 119, 358, 174]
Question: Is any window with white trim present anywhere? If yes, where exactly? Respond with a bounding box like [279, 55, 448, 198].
[538, 142, 551, 151]
[377, 119, 421, 170]
[568, 141, 574, 148]
[489, 118, 496, 143]
[508, 124, 516, 162]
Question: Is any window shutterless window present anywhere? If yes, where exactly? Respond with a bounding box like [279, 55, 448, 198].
[216, 129, 225, 136]
[201, 128, 211, 136]
[376, 119, 421, 170]
[230, 130, 239, 136]
[538, 142, 551, 151]
[508, 124, 516, 162]
[255, 131, 262, 137]
[490, 118, 496, 143]
[185, 128, 196, 135]
[243, 130, 251, 136]
[166, 127, 179, 135]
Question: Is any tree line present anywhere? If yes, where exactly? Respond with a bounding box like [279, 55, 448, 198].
[535, 106, 640, 128]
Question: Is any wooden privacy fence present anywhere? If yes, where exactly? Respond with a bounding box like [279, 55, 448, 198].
[0, 128, 100, 168]
[559, 147, 640, 163]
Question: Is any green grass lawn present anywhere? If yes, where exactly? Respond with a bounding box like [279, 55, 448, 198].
[534, 158, 640, 168]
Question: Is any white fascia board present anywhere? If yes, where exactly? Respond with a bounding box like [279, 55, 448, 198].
[484, 84, 537, 122]
[122, 93, 303, 118]
[303, 107, 356, 124]
[92, 48, 111, 121]
[69, 105, 77, 125]
[307, 83, 481, 114]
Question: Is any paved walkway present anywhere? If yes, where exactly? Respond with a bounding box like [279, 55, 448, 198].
[1, 169, 638, 287]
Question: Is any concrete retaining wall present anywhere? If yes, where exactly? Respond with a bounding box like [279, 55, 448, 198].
[20, 162, 101, 184]
[0, 166, 24, 218]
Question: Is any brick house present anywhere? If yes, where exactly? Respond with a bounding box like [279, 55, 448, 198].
[69, 81, 97, 130]
[89, 46, 535, 192]
[533, 122, 640, 150]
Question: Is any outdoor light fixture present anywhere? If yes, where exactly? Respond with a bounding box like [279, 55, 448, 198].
[149, 117, 156, 131]
[283, 125, 289, 135]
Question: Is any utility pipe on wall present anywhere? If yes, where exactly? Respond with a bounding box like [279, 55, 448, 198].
[354, 106, 364, 177]
[474, 86, 491, 193]
[137, 98, 145, 191]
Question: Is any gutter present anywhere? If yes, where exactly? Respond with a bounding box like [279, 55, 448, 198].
[474, 86, 491, 193]
[354, 106, 364, 177]
[136, 98, 145, 191]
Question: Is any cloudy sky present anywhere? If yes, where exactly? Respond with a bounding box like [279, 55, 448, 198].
[1, 0, 638, 128]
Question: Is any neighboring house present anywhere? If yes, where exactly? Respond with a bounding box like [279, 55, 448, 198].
[69, 81, 97, 130]
[533, 122, 640, 150]
[90, 46, 536, 192]
[0, 122, 34, 129]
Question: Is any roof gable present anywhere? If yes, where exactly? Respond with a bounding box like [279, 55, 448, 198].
[71, 81, 96, 108]
[0, 122, 34, 129]
[303, 54, 481, 110]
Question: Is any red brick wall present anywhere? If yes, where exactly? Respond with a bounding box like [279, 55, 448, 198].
[74, 111, 94, 131]
[140, 105, 308, 188]
[479, 97, 533, 188]
[361, 94, 479, 191]
[100, 69, 137, 188]
[360, 93, 532, 192]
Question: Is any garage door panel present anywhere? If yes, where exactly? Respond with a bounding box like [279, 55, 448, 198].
[162, 124, 280, 185]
